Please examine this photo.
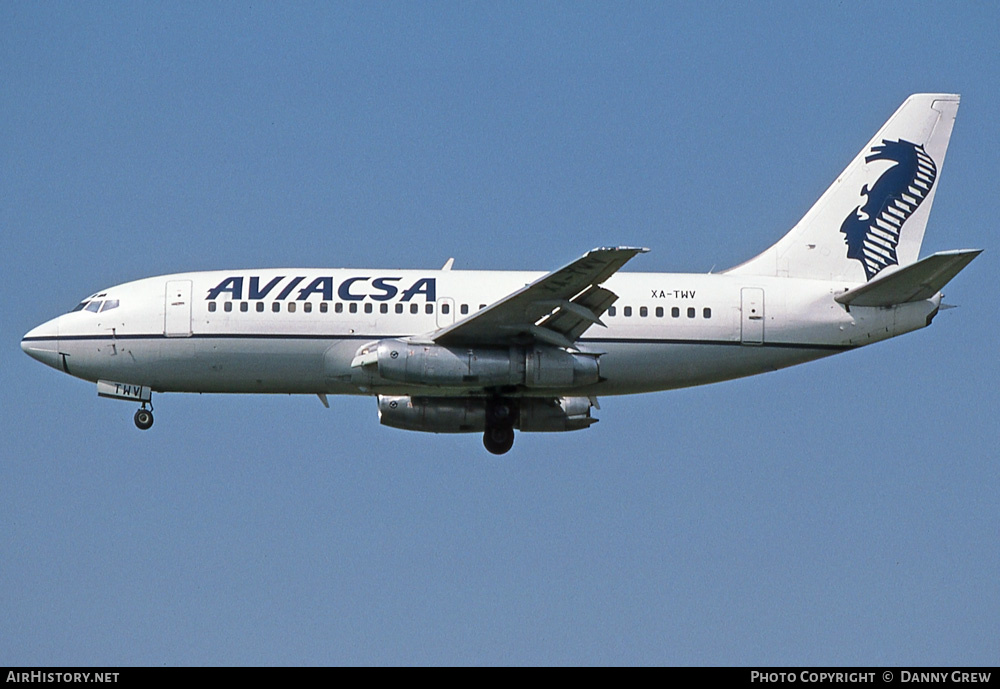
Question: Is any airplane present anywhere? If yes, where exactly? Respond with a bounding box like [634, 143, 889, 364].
[21, 93, 980, 455]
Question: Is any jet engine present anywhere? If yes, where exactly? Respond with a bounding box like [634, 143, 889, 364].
[377, 395, 597, 433]
[354, 339, 599, 389]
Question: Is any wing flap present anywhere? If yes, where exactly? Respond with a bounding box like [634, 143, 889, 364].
[536, 285, 618, 343]
[835, 249, 981, 307]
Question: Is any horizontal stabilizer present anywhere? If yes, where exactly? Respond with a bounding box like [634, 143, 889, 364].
[835, 249, 981, 307]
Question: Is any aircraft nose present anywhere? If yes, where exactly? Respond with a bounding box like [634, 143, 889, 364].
[21, 319, 63, 370]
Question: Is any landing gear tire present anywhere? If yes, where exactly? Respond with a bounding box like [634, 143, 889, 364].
[483, 425, 515, 455]
[134, 408, 154, 430]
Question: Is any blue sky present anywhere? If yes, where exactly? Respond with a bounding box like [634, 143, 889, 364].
[3, 2, 997, 665]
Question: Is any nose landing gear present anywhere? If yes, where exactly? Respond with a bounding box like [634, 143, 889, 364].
[97, 381, 155, 430]
[134, 403, 154, 430]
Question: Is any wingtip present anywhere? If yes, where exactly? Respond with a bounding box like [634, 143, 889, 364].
[589, 246, 650, 255]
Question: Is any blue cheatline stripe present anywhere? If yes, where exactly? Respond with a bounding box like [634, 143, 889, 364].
[22, 332, 855, 352]
[582, 337, 852, 351]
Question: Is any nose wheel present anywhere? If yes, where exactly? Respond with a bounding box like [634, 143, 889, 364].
[134, 404, 154, 430]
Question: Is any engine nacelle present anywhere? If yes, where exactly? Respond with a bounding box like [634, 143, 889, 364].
[377, 396, 597, 433]
[517, 396, 597, 432]
[377, 396, 486, 433]
[356, 339, 599, 389]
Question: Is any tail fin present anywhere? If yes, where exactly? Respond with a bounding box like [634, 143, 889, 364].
[727, 94, 960, 282]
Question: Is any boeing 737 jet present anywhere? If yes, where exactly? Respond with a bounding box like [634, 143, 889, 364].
[22, 94, 980, 454]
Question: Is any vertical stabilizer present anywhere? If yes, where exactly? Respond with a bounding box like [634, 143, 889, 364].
[726, 94, 960, 282]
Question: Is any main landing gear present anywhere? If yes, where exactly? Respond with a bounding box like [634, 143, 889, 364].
[483, 426, 514, 455]
[134, 402, 154, 430]
[483, 398, 515, 455]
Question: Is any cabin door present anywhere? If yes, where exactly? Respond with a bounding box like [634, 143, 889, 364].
[740, 288, 764, 345]
[164, 280, 193, 337]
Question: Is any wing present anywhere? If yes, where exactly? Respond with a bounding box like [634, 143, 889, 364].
[429, 246, 648, 349]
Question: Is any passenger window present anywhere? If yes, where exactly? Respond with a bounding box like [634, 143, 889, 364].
[703, 307, 712, 319]
[240, 302, 249, 312]
[608, 306, 616, 317]
[363, 303, 371, 314]
[349, 303, 358, 314]
[442, 303, 450, 314]
[624, 306, 632, 317]
[479, 304, 486, 310]
[101, 299, 119, 312]
[224, 302, 233, 312]
[380, 304, 388, 314]
[208, 302, 217, 313]
[687, 307, 695, 318]
[272, 302, 280, 312]
[410, 303, 419, 314]
[655, 306, 663, 317]
[257, 302, 264, 312]
[303, 302, 312, 313]
[86, 301, 102, 313]
[461, 304, 469, 315]
[320, 302, 328, 313]
[395, 304, 403, 314]
[288, 302, 296, 313]
[671, 307, 679, 318]
[426, 304, 434, 314]
[640, 306, 648, 317]
[335, 303, 343, 313]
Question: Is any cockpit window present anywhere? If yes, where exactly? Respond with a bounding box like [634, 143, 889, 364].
[71, 297, 121, 314]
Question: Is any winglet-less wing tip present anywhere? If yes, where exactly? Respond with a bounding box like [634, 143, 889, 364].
[591, 246, 650, 254]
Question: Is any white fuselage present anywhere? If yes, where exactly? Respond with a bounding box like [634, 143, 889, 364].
[21, 267, 940, 398]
